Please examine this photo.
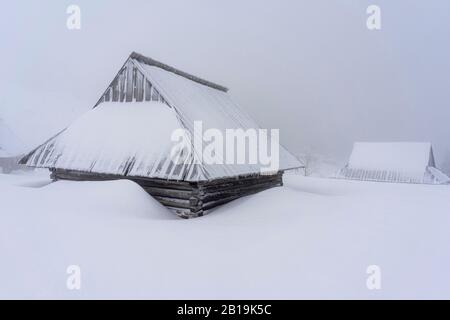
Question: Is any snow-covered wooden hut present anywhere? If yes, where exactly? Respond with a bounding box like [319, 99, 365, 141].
[336, 142, 449, 184]
[20, 52, 303, 217]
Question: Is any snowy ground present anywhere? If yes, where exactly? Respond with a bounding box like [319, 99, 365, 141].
[1, 170, 450, 299]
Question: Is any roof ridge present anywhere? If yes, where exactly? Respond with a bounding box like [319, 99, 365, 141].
[130, 52, 228, 92]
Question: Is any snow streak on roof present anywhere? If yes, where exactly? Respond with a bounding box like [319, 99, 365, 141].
[337, 142, 449, 184]
[21, 53, 303, 181]
[23, 102, 186, 179]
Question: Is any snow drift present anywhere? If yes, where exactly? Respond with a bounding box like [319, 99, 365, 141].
[1, 172, 450, 299]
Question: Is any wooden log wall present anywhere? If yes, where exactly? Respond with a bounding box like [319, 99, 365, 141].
[51, 169, 284, 218]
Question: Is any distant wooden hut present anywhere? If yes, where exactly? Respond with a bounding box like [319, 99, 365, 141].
[336, 142, 449, 184]
[20, 52, 303, 217]
[0, 154, 22, 174]
[0, 119, 25, 173]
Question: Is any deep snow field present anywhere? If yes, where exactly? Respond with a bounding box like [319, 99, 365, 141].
[1, 169, 450, 299]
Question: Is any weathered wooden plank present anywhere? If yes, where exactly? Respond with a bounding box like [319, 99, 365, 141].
[143, 186, 192, 200]
[200, 174, 281, 193]
[119, 68, 126, 102]
[135, 69, 144, 102]
[130, 51, 228, 93]
[152, 196, 192, 209]
[145, 80, 152, 101]
[135, 177, 194, 190]
[201, 180, 281, 203]
[132, 66, 138, 101]
[202, 183, 280, 211]
[125, 61, 134, 102]
[104, 87, 111, 101]
[201, 175, 280, 192]
[52, 168, 195, 189]
[198, 172, 281, 187]
[112, 78, 119, 101]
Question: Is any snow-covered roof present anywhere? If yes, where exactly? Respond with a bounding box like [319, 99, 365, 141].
[348, 142, 434, 172]
[22, 102, 185, 178]
[21, 53, 303, 181]
[337, 142, 449, 184]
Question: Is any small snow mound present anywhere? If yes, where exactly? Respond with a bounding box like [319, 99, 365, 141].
[43, 179, 174, 220]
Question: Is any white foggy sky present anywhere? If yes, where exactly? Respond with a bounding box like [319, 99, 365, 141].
[1, 1, 450, 171]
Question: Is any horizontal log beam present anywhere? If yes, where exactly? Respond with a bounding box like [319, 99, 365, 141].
[50, 168, 285, 218]
[142, 186, 193, 200]
[202, 180, 281, 203]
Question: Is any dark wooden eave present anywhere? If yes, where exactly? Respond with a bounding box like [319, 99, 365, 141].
[130, 52, 229, 92]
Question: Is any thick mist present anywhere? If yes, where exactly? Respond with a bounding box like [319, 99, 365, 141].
[1, 0, 450, 172]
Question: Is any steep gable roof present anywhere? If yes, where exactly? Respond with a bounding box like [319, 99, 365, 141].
[21, 52, 303, 181]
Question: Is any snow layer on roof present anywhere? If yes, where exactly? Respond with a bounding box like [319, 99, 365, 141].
[24, 102, 184, 179]
[336, 142, 449, 184]
[136, 60, 302, 179]
[348, 142, 433, 172]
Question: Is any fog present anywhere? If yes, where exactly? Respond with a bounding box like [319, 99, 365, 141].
[1, 1, 450, 172]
